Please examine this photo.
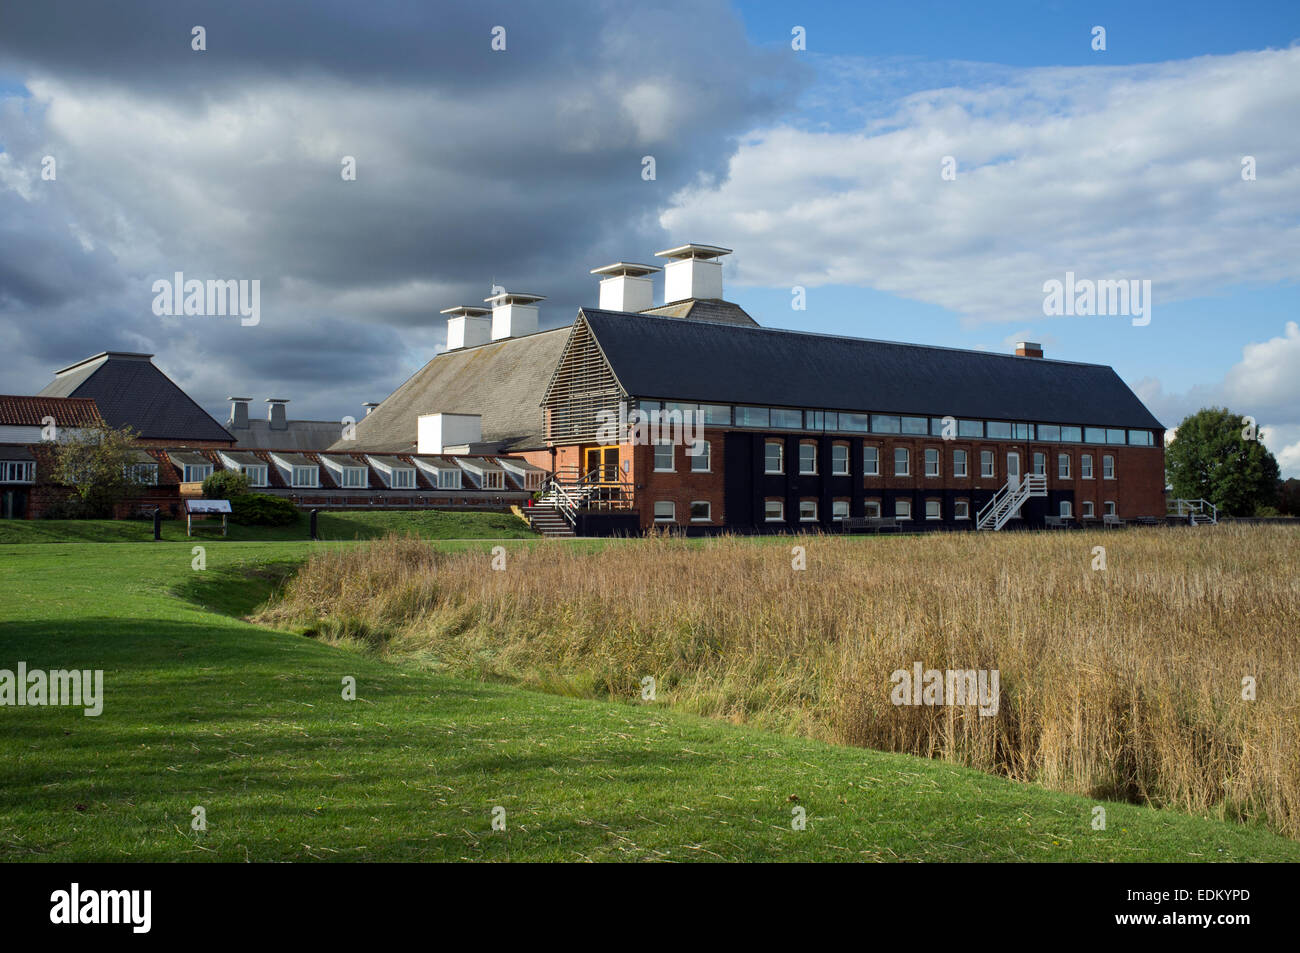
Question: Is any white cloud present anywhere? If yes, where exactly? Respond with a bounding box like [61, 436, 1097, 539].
[661, 47, 1300, 323]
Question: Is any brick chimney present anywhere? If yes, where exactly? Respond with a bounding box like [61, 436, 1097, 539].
[1015, 341, 1044, 358]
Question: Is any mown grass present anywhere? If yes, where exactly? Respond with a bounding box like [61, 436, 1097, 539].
[260, 525, 1300, 841]
[0, 509, 536, 544]
[3, 539, 1298, 860]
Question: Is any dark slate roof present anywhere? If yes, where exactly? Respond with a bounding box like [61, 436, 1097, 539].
[228, 418, 341, 451]
[580, 310, 1164, 429]
[332, 327, 571, 453]
[37, 352, 234, 442]
[638, 298, 758, 326]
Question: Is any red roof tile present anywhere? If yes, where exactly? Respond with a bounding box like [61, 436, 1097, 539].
[0, 395, 106, 428]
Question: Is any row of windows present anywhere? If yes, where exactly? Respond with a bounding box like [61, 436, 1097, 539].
[759, 444, 1118, 480]
[755, 498, 1119, 521]
[638, 401, 1156, 446]
[653, 500, 712, 522]
[156, 461, 504, 490]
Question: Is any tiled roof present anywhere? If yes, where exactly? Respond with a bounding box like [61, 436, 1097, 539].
[0, 395, 105, 428]
[638, 298, 759, 326]
[332, 326, 571, 453]
[579, 310, 1165, 430]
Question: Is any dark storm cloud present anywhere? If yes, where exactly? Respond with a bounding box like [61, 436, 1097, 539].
[0, 0, 805, 422]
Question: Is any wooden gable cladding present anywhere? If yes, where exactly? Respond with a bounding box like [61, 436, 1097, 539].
[541, 314, 624, 444]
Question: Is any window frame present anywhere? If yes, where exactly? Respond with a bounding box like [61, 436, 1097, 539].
[980, 450, 995, 479]
[895, 498, 912, 520]
[798, 443, 818, 476]
[653, 500, 676, 523]
[1103, 454, 1115, 479]
[925, 499, 941, 520]
[831, 443, 849, 475]
[863, 445, 879, 476]
[689, 500, 711, 522]
[953, 449, 968, 477]
[764, 498, 784, 522]
[1058, 454, 1071, 479]
[924, 447, 940, 477]
[764, 441, 784, 475]
[689, 439, 711, 473]
[894, 447, 910, 476]
[954, 499, 970, 520]
[799, 499, 818, 522]
[1081, 454, 1094, 480]
[653, 442, 675, 473]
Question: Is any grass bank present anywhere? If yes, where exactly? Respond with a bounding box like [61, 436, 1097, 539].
[259, 525, 1300, 840]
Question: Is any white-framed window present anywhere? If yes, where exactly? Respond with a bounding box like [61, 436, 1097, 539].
[1081, 454, 1094, 479]
[392, 468, 416, 489]
[653, 500, 675, 523]
[1060, 500, 1073, 518]
[863, 446, 879, 476]
[292, 465, 318, 488]
[924, 448, 940, 477]
[799, 443, 817, 475]
[689, 500, 711, 522]
[689, 440, 710, 473]
[341, 467, 367, 488]
[831, 444, 849, 475]
[894, 447, 909, 476]
[241, 465, 268, 487]
[764, 499, 784, 522]
[1103, 455, 1115, 479]
[1081, 501, 1095, 517]
[2, 461, 36, 483]
[925, 499, 941, 520]
[1058, 454, 1071, 479]
[183, 464, 212, 483]
[483, 471, 505, 490]
[1104, 500, 1117, 516]
[524, 470, 544, 491]
[954, 500, 970, 520]
[1033, 452, 1046, 477]
[799, 499, 817, 521]
[980, 451, 994, 478]
[437, 468, 461, 489]
[764, 441, 784, 475]
[865, 500, 882, 518]
[831, 499, 849, 521]
[953, 449, 968, 477]
[126, 463, 158, 486]
[654, 442, 675, 472]
[895, 499, 912, 520]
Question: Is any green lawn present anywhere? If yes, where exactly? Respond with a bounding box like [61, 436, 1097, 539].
[0, 540, 1297, 861]
[0, 508, 537, 544]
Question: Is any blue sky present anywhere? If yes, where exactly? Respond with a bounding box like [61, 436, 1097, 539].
[1, 0, 1298, 471]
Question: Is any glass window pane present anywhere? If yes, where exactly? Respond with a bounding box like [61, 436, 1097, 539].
[958, 419, 983, 438]
[839, 413, 868, 432]
[735, 406, 770, 427]
[871, 415, 901, 434]
[772, 408, 802, 429]
[901, 416, 928, 435]
[1107, 428, 1127, 444]
[1038, 424, 1061, 441]
[987, 421, 1012, 439]
[1085, 427, 1106, 443]
[1061, 426, 1082, 442]
[699, 404, 730, 425]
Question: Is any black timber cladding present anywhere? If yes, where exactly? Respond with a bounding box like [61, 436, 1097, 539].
[579, 310, 1163, 429]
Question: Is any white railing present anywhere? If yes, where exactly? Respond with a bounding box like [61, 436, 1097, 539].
[976, 474, 1048, 531]
[1170, 498, 1218, 525]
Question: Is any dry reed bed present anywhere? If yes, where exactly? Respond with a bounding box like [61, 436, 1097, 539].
[257, 525, 1300, 838]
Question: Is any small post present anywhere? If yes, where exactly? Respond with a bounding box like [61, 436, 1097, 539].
[153, 507, 162, 541]
[310, 508, 319, 541]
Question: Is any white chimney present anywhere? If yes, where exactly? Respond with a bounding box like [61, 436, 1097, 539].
[440, 306, 492, 350]
[227, 396, 251, 429]
[590, 262, 662, 312]
[655, 243, 731, 303]
[265, 398, 289, 431]
[363, 402, 380, 416]
[485, 291, 544, 341]
[418, 413, 482, 454]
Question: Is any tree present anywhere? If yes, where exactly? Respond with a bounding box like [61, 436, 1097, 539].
[1278, 478, 1300, 516]
[50, 422, 145, 518]
[202, 469, 250, 499]
[1165, 407, 1280, 517]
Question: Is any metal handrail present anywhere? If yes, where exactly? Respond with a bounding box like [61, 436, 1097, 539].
[977, 474, 1047, 530]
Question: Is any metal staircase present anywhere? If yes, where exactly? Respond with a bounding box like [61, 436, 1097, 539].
[1170, 498, 1218, 526]
[976, 474, 1047, 531]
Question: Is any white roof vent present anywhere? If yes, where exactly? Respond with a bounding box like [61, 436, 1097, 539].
[484, 291, 544, 341]
[590, 262, 662, 312]
[654, 243, 731, 303]
[440, 306, 492, 350]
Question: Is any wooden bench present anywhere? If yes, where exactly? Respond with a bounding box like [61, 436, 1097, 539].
[842, 516, 903, 534]
[1102, 514, 1127, 528]
[1044, 516, 1072, 529]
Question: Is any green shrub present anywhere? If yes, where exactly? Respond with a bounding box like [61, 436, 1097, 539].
[230, 493, 299, 526]
[40, 498, 96, 519]
[202, 470, 251, 499]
